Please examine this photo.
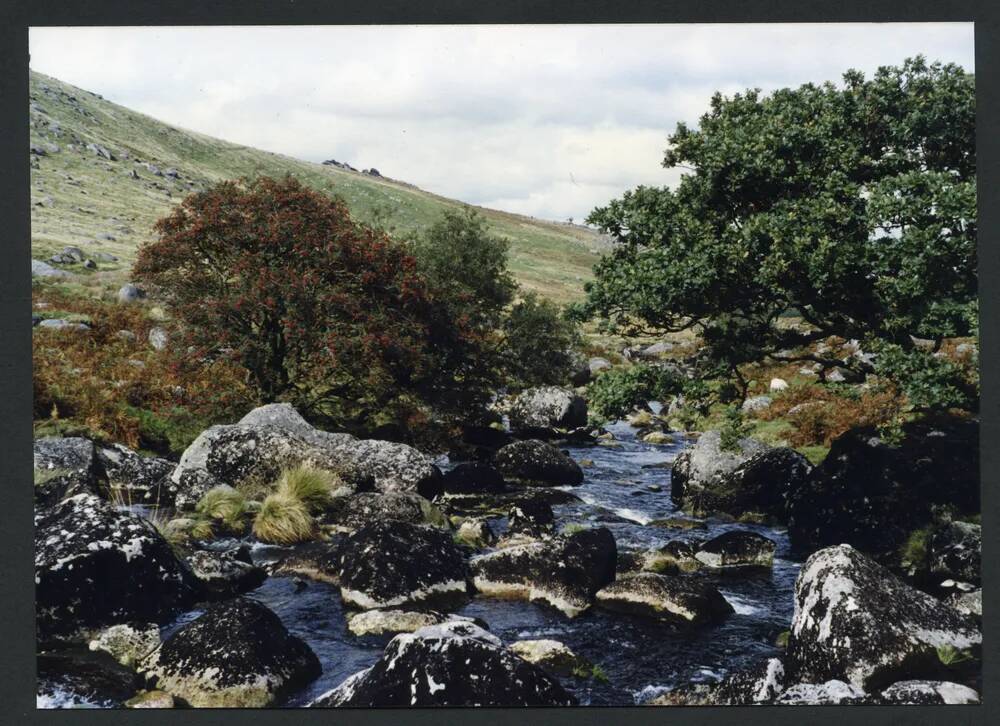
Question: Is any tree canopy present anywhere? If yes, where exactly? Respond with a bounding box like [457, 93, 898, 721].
[574, 57, 976, 408]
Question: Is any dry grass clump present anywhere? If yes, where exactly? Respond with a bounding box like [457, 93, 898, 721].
[273, 464, 339, 513]
[252, 492, 316, 545]
[195, 486, 250, 534]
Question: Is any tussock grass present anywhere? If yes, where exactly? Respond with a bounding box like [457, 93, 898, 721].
[273, 464, 338, 513]
[195, 486, 250, 534]
[252, 492, 316, 545]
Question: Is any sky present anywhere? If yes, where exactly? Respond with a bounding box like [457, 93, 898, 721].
[29, 24, 974, 223]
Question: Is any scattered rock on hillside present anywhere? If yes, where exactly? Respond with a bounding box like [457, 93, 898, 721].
[470, 527, 616, 617]
[117, 284, 146, 303]
[35, 494, 200, 639]
[741, 395, 772, 413]
[139, 598, 321, 708]
[148, 327, 169, 351]
[493, 439, 584, 487]
[508, 386, 588, 435]
[336, 521, 469, 611]
[32, 259, 69, 278]
[311, 621, 575, 706]
[85, 142, 116, 161]
[37, 318, 90, 333]
[595, 572, 733, 626]
[785, 544, 981, 691]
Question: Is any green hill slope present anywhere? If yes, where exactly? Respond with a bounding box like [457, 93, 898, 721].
[29, 70, 601, 302]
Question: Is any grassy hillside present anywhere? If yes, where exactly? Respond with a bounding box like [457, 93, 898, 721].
[29, 70, 602, 303]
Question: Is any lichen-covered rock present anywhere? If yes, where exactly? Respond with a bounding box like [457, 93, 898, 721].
[595, 572, 733, 626]
[508, 386, 588, 435]
[878, 680, 980, 705]
[712, 658, 785, 704]
[470, 528, 616, 617]
[786, 421, 979, 565]
[509, 639, 591, 677]
[88, 623, 160, 668]
[741, 395, 772, 414]
[311, 621, 575, 706]
[786, 545, 982, 690]
[455, 517, 496, 548]
[125, 690, 176, 708]
[506, 499, 554, 538]
[671, 435, 809, 520]
[321, 491, 448, 532]
[946, 589, 982, 618]
[38, 649, 141, 707]
[346, 609, 477, 637]
[171, 403, 442, 507]
[642, 540, 703, 574]
[139, 598, 321, 707]
[694, 530, 776, 569]
[929, 521, 981, 585]
[35, 494, 200, 639]
[774, 680, 871, 705]
[185, 545, 267, 599]
[493, 439, 584, 487]
[441, 462, 507, 494]
[96, 443, 176, 506]
[267, 539, 343, 584]
[34, 437, 100, 507]
[336, 521, 469, 610]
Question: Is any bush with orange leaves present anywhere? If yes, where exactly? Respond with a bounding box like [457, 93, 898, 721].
[32, 284, 253, 455]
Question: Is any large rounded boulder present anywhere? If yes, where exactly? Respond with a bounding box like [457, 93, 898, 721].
[139, 598, 321, 707]
[694, 530, 777, 569]
[508, 386, 588, 435]
[321, 491, 449, 532]
[595, 572, 734, 626]
[184, 545, 267, 599]
[785, 544, 981, 691]
[96, 444, 177, 506]
[34, 437, 101, 507]
[493, 439, 584, 487]
[336, 521, 470, 610]
[440, 462, 507, 494]
[35, 494, 200, 639]
[311, 621, 575, 706]
[470, 527, 616, 617]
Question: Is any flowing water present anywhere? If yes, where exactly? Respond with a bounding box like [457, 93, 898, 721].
[45, 418, 802, 707]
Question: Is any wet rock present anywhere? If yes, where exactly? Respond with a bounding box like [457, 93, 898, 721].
[96, 443, 176, 506]
[139, 598, 321, 707]
[493, 439, 583, 487]
[336, 521, 469, 610]
[775, 680, 871, 705]
[117, 283, 146, 303]
[312, 621, 575, 706]
[440, 462, 506, 494]
[346, 609, 478, 637]
[642, 540, 702, 574]
[712, 657, 785, 704]
[506, 499, 554, 538]
[669, 430, 771, 513]
[786, 421, 979, 567]
[88, 623, 161, 668]
[878, 680, 980, 705]
[470, 528, 616, 617]
[35, 494, 200, 639]
[695, 530, 776, 569]
[509, 639, 592, 677]
[929, 521, 980, 585]
[34, 436, 100, 507]
[647, 516, 707, 531]
[508, 386, 588, 435]
[268, 539, 343, 584]
[642, 431, 674, 444]
[322, 491, 448, 532]
[38, 649, 140, 707]
[125, 690, 175, 708]
[786, 544, 981, 690]
[595, 572, 733, 626]
[185, 545, 267, 599]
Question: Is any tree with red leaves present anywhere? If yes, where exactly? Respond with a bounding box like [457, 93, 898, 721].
[134, 176, 495, 435]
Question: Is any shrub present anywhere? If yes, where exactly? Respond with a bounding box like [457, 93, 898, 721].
[273, 464, 339, 513]
[499, 292, 581, 391]
[587, 364, 685, 422]
[718, 405, 753, 452]
[252, 492, 316, 545]
[195, 486, 250, 534]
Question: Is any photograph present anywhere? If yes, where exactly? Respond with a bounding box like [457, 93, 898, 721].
[27, 22, 980, 709]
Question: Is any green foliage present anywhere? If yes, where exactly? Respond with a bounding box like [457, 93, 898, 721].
[195, 486, 250, 534]
[274, 464, 339, 514]
[936, 644, 974, 667]
[871, 342, 977, 412]
[560, 523, 588, 536]
[573, 663, 610, 683]
[587, 364, 685, 422]
[499, 292, 582, 390]
[718, 405, 753, 452]
[899, 526, 931, 572]
[579, 58, 976, 404]
[775, 630, 791, 648]
[252, 492, 316, 545]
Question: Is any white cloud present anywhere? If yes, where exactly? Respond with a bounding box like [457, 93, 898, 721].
[29, 23, 974, 221]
